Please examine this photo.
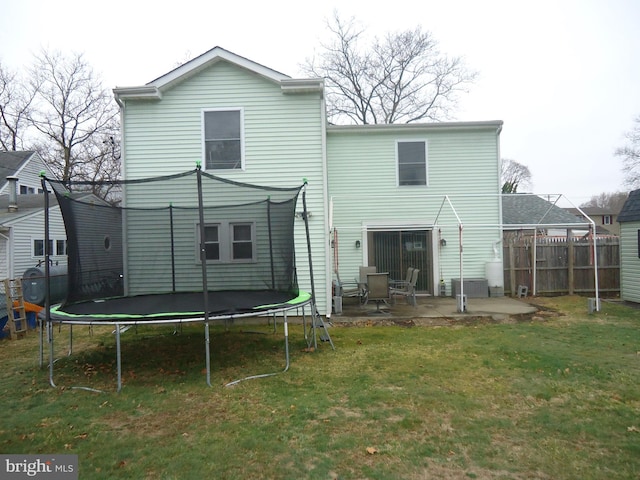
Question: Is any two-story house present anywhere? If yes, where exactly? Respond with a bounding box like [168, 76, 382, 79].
[113, 47, 504, 316]
[567, 207, 621, 236]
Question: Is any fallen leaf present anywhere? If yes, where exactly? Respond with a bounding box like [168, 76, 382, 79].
[366, 447, 378, 455]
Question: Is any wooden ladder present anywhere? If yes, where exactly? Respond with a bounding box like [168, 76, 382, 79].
[3, 278, 28, 340]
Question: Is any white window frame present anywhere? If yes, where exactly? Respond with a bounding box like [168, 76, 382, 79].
[201, 223, 221, 262]
[32, 237, 67, 258]
[197, 221, 256, 264]
[603, 215, 612, 225]
[202, 107, 245, 171]
[229, 222, 255, 262]
[396, 140, 428, 187]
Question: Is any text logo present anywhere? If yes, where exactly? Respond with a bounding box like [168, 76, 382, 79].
[1, 455, 78, 479]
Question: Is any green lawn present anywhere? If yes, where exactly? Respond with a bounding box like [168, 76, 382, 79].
[1, 296, 638, 479]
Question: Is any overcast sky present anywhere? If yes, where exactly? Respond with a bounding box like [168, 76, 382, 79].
[2, 0, 639, 206]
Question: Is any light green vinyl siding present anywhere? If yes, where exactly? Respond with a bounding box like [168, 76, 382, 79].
[327, 126, 502, 289]
[620, 222, 640, 303]
[120, 61, 328, 312]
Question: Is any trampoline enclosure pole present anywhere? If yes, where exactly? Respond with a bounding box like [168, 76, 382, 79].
[302, 185, 317, 305]
[169, 204, 176, 292]
[196, 165, 212, 387]
[267, 198, 275, 290]
[43, 175, 56, 386]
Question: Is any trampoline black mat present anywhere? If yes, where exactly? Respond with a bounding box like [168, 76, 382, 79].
[50, 290, 308, 322]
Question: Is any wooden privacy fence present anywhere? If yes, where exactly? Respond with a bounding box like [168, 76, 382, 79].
[503, 235, 620, 296]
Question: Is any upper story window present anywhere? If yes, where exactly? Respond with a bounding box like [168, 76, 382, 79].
[20, 185, 36, 195]
[203, 108, 244, 170]
[602, 215, 612, 225]
[397, 141, 427, 186]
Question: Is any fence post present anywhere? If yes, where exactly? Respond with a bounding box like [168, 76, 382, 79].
[568, 233, 574, 295]
[508, 241, 516, 296]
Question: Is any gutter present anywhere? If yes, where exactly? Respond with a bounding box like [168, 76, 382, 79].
[327, 120, 504, 134]
[113, 85, 162, 104]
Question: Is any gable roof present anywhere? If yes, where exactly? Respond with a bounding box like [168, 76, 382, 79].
[567, 206, 620, 216]
[0, 151, 37, 191]
[113, 46, 323, 102]
[0, 193, 58, 226]
[502, 194, 588, 228]
[617, 189, 640, 222]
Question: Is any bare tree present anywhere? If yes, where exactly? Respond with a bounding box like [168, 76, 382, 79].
[0, 60, 36, 151]
[616, 115, 640, 188]
[303, 13, 477, 125]
[501, 158, 532, 193]
[27, 49, 119, 182]
[580, 191, 629, 212]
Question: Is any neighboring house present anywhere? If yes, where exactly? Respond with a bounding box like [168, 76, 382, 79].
[617, 189, 640, 303]
[566, 206, 621, 236]
[0, 151, 48, 196]
[113, 46, 504, 316]
[0, 151, 65, 282]
[502, 194, 590, 236]
[0, 185, 67, 283]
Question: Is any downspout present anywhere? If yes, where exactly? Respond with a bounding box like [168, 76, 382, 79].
[533, 228, 538, 296]
[114, 92, 129, 295]
[0, 231, 10, 279]
[318, 81, 332, 319]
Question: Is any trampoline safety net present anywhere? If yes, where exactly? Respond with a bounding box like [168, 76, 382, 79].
[45, 168, 303, 308]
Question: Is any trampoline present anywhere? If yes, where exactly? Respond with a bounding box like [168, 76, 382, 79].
[40, 166, 333, 391]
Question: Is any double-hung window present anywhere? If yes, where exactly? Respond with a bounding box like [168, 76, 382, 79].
[397, 140, 427, 186]
[203, 224, 221, 261]
[231, 223, 254, 260]
[203, 108, 244, 170]
[198, 222, 255, 263]
[32, 238, 66, 257]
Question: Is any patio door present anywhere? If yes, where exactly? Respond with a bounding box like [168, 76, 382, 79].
[369, 230, 433, 294]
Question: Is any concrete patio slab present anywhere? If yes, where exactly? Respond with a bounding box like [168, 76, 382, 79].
[330, 294, 540, 326]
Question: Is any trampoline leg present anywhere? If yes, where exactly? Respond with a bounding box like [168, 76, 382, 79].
[48, 321, 56, 388]
[68, 325, 73, 356]
[205, 323, 212, 387]
[283, 311, 290, 372]
[302, 306, 308, 343]
[116, 325, 122, 393]
[39, 318, 44, 368]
